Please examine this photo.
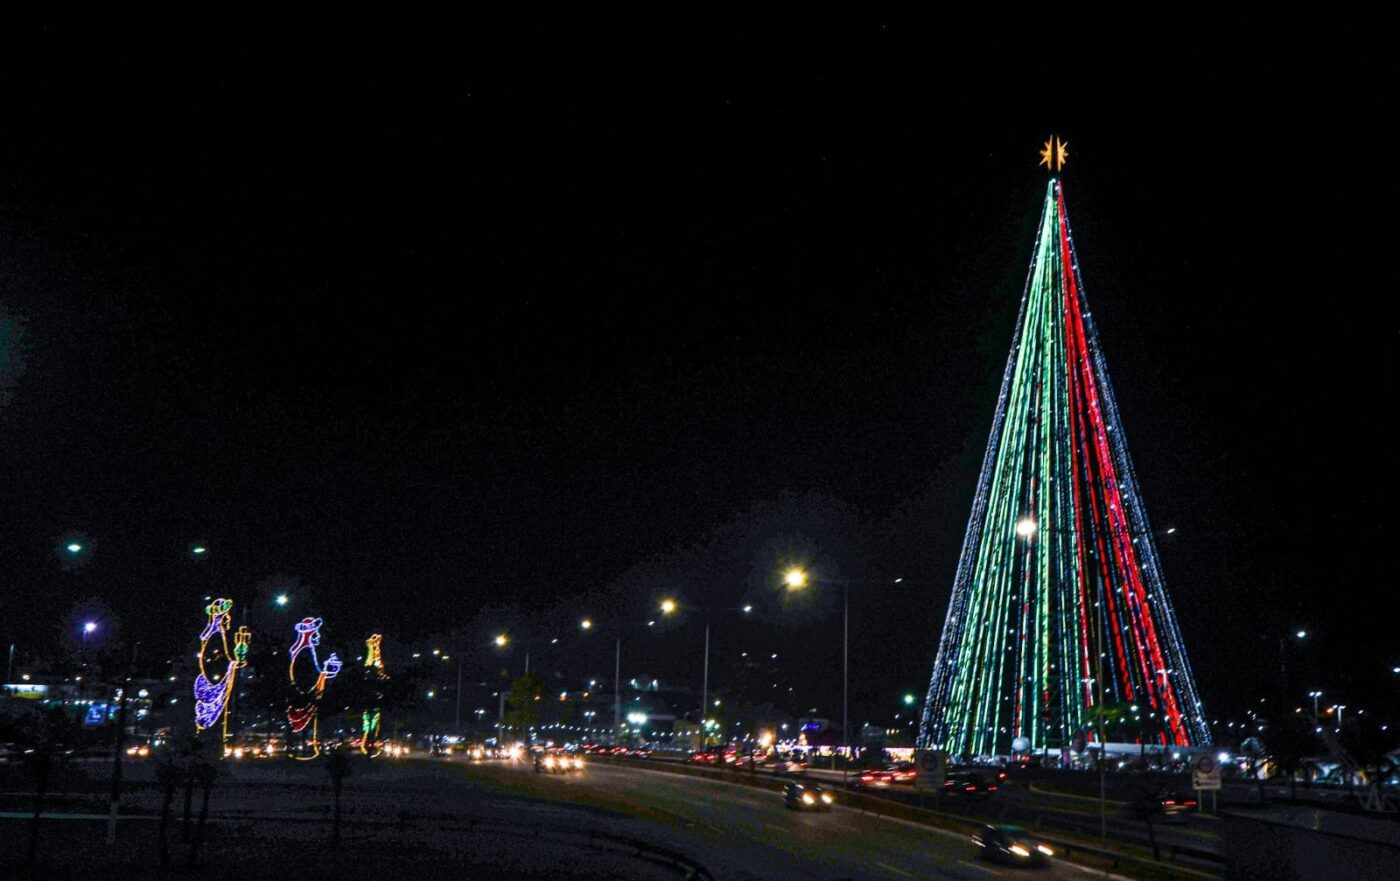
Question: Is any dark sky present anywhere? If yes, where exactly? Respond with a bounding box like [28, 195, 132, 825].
[0, 10, 1390, 731]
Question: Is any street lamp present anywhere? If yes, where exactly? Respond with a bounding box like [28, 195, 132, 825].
[275, 594, 289, 607]
[658, 598, 752, 747]
[67, 543, 84, 555]
[1308, 690, 1323, 721]
[781, 565, 865, 783]
[1015, 517, 1038, 539]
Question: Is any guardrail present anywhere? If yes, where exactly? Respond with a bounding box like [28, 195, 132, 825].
[601, 755, 1220, 881]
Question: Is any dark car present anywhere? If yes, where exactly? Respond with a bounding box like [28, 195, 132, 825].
[971, 824, 1054, 866]
[783, 782, 834, 811]
[856, 767, 897, 787]
[773, 758, 808, 776]
[1147, 790, 1198, 823]
[943, 771, 999, 797]
[887, 762, 917, 784]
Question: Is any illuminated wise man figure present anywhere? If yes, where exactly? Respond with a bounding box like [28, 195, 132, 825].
[361, 633, 389, 756]
[286, 617, 343, 759]
[192, 598, 250, 741]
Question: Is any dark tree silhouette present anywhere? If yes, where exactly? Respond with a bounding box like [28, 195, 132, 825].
[325, 751, 352, 846]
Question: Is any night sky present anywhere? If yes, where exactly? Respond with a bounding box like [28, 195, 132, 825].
[0, 11, 1390, 731]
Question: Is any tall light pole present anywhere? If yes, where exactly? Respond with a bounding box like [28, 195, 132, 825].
[454, 657, 463, 731]
[1308, 690, 1323, 723]
[783, 566, 854, 781]
[659, 598, 751, 748]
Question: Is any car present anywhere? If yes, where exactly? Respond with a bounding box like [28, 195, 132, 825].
[856, 767, 897, 787]
[943, 771, 998, 797]
[534, 750, 582, 773]
[1131, 784, 1198, 823]
[784, 782, 834, 812]
[1153, 789, 1198, 817]
[886, 762, 917, 784]
[772, 758, 808, 776]
[971, 824, 1054, 866]
[690, 750, 720, 765]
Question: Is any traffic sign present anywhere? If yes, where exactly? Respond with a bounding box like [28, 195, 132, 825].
[914, 749, 947, 790]
[1192, 754, 1221, 791]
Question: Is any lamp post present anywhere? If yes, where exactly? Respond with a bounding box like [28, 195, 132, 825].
[658, 598, 752, 748]
[782, 566, 861, 784]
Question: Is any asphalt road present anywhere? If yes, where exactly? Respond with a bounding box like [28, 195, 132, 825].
[705, 761, 1219, 864]
[2, 756, 1135, 880]
[458, 757, 1129, 880]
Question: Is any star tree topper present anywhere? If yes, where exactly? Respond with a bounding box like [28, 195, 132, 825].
[1039, 135, 1068, 172]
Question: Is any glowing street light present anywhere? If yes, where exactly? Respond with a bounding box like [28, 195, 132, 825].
[494, 633, 509, 648]
[742, 604, 753, 613]
[903, 693, 916, 706]
[660, 599, 677, 615]
[783, 568, 808, 590]
[84, 621, 98, 635]
[66, 543, 84, 554]
[580, 618, 593, 630]
[1015, 518, 1038, 539]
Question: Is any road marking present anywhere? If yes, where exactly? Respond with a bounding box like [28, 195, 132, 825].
[876, 860, 915, 877]
[957, 859, 1006, 877]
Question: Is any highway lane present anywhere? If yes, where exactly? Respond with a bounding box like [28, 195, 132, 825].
[709, 761, 1219, 863]
[455, 757, 1129, 881]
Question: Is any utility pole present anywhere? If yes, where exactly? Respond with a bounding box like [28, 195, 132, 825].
[106, 640, 138, 845]
[842, 584, 849, 787]
[701, 623, 710, 746]
[454, 658, 463, 731]
[613, 638, 622, 745]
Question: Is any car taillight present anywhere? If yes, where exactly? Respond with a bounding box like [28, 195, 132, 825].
[1184, 800, 1197, 807]
[965, 785, 976, 791]
[988, 786, 998, 791]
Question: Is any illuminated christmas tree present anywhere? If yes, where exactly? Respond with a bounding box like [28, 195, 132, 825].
[920, 140, 1210, 758]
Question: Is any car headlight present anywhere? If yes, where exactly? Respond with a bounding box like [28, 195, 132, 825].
[544, 757, 555, 768]
[1009, 844, 1030, 857]
[1036, 845, 1053, 857]
[820, 792, 833, 804]
[573, 758, 583, 769]
[802, 793, 816, 805]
